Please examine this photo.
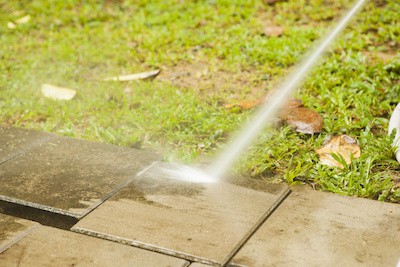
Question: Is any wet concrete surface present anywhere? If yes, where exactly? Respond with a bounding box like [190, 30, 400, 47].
[0, 133, 159, 218]
[0, 224, 189, 267]
[1, 126, 399, 266]
[0, 126, 51, 165]
[72, 162, 290, 266]
[230, 186, 400, 267]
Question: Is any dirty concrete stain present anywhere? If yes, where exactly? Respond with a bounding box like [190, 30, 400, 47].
[114, 174, 206, 208]
[0, 126, 51, 164]
[112, 161, 285, 209]
[0, 216, 27, 241]
[226, 174, 286, 195]
[0, 134, 159, 215]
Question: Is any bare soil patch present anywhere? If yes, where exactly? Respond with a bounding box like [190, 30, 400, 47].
[158, 61, 271, 103]
[364, 51, 398, 64]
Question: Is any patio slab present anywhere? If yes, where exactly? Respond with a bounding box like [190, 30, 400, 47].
[0, 224, 189, 267]
[188, 263, 210, 267]
[0, 213, 38, 254]
[230, 186, 400, 267]
[72, 162, 290, 266]
[0, 133, 159, 219]
[0, 126, 51, 164]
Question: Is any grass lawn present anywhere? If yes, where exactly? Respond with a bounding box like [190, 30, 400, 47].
[0, 0, 399, 202]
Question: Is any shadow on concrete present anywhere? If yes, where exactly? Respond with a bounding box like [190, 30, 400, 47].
[0, 201, 77, 230]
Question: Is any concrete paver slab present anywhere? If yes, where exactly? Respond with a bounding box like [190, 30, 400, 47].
[0, 225, 189, 267]
[0, 213, 38, 254]
[188, 263, 211, 267]
[72, 162, 290, 266]
[0, 126, 51, 164]
[0, 134, 159, 219]
[230, 186, 400, 267]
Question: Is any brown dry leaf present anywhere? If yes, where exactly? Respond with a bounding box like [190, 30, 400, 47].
[285, 107, 323, 134]
[277, 98, 304, 119]
[263, 0, 287, 5]
[104, 70, 160, 81]
[315, 135, 361, 168]
[286, 98, 303, 109]
[224, 99, 261, 110]
[41, 84, 76, 101]
[278, 99, 323, 134]
[264, 25, 284, 37]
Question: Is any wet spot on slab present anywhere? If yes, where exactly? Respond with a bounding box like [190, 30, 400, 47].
[226, 174, 287, 195]
[114, 162, 206, 207]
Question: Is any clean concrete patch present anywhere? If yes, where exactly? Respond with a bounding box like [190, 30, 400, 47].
[72, 162, 290, 266]
[0, 133, 159, 219]
[0, 225, 189, 267]
[0, 213, 38, 254]
[230, 186, 400, 267]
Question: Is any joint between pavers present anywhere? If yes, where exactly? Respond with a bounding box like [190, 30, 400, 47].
[71, 227, 221, 266]
[0, 222, 39, 254]
[0, 195, 81, 218]
[220, 187, 292, 267]
[0, 135, 54, 166]
[0, 198, 79, 230]
[77, 161, 160, 219]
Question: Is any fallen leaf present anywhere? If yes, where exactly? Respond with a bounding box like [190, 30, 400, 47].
[315, 135, 361, 168]
[104, 70, 160, 81]
[277, 98, 304, 119]
[285, 107, 323, 134]
[277, 99, 322, 134]
[15, 15, 31, 24]
[7, 22, 16, 29]
[225, 97, 305, 115]
[286, 98, 303, 109]
[224, 99, 261, 110]
[264, 25, 284, 37]
[263, 0, 287, 5]
[41, 84, 76, 100]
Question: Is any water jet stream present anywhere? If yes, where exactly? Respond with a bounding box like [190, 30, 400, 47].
[162, 0, 366, 183]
